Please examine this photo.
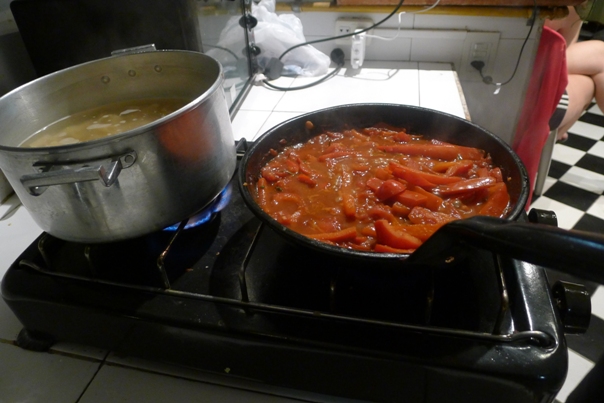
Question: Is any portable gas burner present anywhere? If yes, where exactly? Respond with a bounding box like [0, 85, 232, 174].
[1, 155, 592, 403]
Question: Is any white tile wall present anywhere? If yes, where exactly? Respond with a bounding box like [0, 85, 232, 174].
[296, 10, 540, 145]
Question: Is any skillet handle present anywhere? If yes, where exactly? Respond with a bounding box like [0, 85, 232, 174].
[408, 215, 604, 284]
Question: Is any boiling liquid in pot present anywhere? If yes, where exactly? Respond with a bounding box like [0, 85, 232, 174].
[20, 98, 189, 147]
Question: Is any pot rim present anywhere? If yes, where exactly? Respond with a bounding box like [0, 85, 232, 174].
[239, 103, 530, 263]
[0, 49, 224, 153]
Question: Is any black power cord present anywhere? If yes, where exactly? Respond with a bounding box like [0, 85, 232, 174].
[277, 0, 406, 62]
[263, 48, 345, 91]
[471, 0, 538, 90]
[261, 0, 406, 91]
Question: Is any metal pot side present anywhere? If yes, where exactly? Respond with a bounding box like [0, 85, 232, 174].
[0, 50, 236, 243]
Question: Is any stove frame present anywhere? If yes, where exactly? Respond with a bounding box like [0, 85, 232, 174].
[1, 174, 569, 403]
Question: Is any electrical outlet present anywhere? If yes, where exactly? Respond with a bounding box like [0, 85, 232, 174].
[334, 17, 374, 46]
[460, 32, 500, 81]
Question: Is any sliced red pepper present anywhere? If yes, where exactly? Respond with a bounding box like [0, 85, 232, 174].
[368, 205, 396, 221]
[378, 143, 484, 161]
[306, 227, 358, 242]
[297, 174, 317, 187]
[393, 131, 413, 142]
[432, 176, 496, 197]
[375, 219, 423, 250]
[390, 162, 463, 189]
[340, 191, 357, 219]
[476, 167, 490, 177]
[285, 158, 299, 174]
[489, 167, 504, 182]
[445, 160, 475, 177]
[412, 186, 443, 211]
[391, 202, 411, 217]
[374, 167, 392, 180]
[390, 162, 462, 185]
[391, 167, 436, 189]
[479, 182, 510, 217]
[366, 177, 384, 193]
[394, 190, 428, 208]
[375, 179, 407, 201]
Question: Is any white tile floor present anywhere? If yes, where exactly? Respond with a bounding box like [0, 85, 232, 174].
[527, 103, 604, 403]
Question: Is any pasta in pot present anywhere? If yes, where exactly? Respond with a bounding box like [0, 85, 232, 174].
[253, 122, 511, 253]
[20, 98, 188, 148]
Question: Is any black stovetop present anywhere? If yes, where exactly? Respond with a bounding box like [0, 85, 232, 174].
[1, 168, 569, 403]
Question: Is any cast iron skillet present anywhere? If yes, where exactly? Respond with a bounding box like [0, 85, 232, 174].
[238, 104, 604, 281]
[238, 104, 528, 260]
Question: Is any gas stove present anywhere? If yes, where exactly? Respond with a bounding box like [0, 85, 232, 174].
[0, 152, 582, 403]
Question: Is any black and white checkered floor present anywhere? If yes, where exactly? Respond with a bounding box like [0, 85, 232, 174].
[529, 103, 604, 402]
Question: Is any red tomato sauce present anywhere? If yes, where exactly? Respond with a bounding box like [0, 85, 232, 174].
[253, 122, 511, 253]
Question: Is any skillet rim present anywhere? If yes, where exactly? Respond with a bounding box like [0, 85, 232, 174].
[238, 103, 530, 263]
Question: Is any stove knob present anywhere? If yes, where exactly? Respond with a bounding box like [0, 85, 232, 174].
[528, 208, 558, 227]
[552, 280, 591, 334]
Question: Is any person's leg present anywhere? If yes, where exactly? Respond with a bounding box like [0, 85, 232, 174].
[566, 40, 604, 111]
[556, 73, 595, 142]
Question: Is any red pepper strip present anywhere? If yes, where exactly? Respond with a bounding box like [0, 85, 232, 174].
[306, 227, 358, 243]
[391, 202, 411, 217]
[374, 167, 392, 180]
[375, 179, 407, 201]
[489, 167, 504, 182]
[394, 190, 428, 208]
[285, 159, 299, 174]
[368, 205, 396, 222]
[394, 131, 413, 142]
[411, 186, 443, 211]
[323, 143, 347, 154]
[366, 177, 384, 193]
[479, 182, 510, 217]
[297, 174, 317, 187]
[261, 167, 280, 182]
[445, 160, 475, 177]
[375, 219, 423, 250]
[399, 223, 444, 241]
[340, 191, 357, 219]
[272, 192, 303, 205]
[298, 161, 313, 176]
[432, 176, 497, 197]
[476, 167, 490, 177]
[360, 225, 377, 237]
[390, 162, 462, 185]
[431, 161, 457, 173]
[391, 167, 436, 189]
[374, 244, 416, 254]
[378, 144, 484, 161]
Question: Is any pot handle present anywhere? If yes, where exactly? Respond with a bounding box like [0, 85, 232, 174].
[20, 152, 137, 196]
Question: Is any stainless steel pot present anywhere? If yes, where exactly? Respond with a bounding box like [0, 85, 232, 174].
[0, 50, 236, 243]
